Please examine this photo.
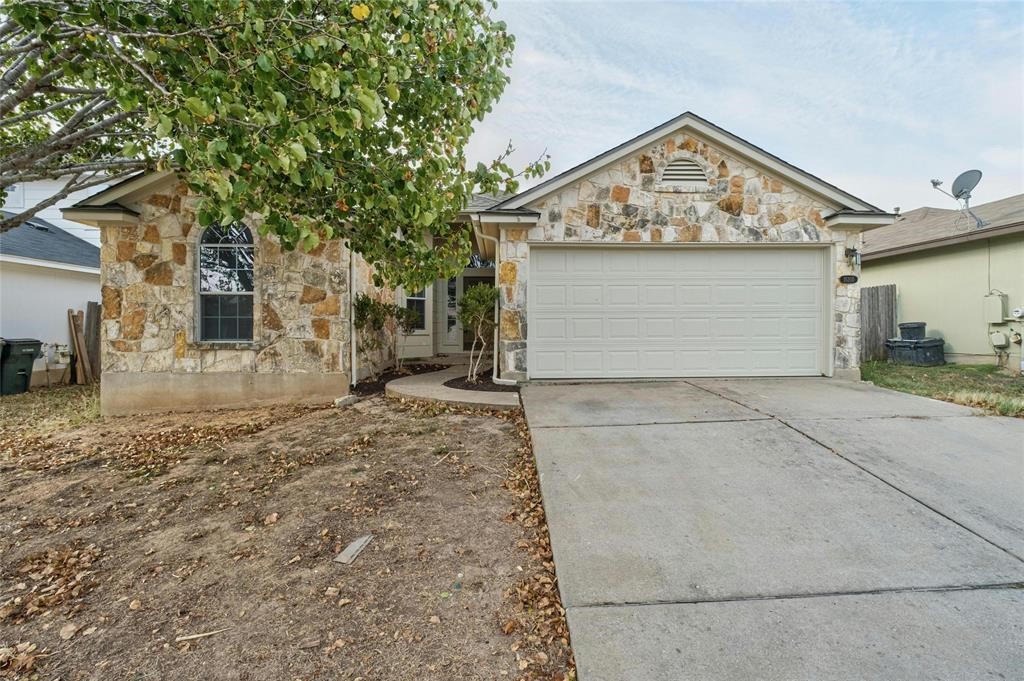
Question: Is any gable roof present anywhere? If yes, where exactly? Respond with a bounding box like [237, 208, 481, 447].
[862, 193, 1024, 261]
[495, 111, 885, 214]
[0, 211, 100, 270]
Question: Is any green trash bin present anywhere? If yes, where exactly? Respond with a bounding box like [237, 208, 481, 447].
[0, 338, 43, 395]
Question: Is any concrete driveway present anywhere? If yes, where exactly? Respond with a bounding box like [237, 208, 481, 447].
[521, 379, 1024, 680]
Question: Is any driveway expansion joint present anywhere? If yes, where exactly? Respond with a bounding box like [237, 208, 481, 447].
[570, 581, 1024, 610]
[684, 380, 1024, 565]
[528, 416, 772, 429]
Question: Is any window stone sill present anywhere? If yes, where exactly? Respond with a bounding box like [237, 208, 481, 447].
[192, 341, 261, 351]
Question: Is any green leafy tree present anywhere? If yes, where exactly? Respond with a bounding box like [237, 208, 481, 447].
[457, 283, 497, 383]
[4, 0, 547, 287]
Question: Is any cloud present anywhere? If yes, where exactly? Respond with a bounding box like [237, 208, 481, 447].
[469, 0, 1024, 211]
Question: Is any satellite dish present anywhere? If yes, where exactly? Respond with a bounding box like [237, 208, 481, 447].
[951, 169, 982, 200]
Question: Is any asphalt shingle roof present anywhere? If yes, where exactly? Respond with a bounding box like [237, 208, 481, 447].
[0, 211, 100, 268]
[862, 193, 1024, 258]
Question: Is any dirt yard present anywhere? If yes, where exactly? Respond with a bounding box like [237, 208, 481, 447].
[0, 386, 573, 680]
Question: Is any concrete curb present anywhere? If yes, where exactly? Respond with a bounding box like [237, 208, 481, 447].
[385, 366, 521, 411]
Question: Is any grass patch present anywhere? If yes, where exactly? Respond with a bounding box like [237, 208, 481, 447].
[861, 361, 1024, 417]
[0, 384, 101, 439]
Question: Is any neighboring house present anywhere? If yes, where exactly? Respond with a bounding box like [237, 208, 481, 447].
[2, 179, 107, 246]
[63, 112, 893, 415]
[0, 212, 101, 385]
[861, 193, 1024, 369]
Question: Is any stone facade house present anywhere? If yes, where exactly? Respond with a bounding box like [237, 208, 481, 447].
[64, 112, 893, 415]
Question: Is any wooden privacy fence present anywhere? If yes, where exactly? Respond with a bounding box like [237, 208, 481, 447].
[860, 284, 897, 362]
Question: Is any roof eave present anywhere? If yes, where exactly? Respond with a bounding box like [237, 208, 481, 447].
[862, 221, 1024, 261]
[824, 212, 896, 232]
[62, 205, 140, 227]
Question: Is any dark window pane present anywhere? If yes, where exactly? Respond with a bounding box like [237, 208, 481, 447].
[219, 316, 237, 341]
[238, 296, 253, 316]
[406, 299, 426, 330]
[202, 313, 219, 341]
[201, 223, 253, 245]
[238, 317, 253, 339]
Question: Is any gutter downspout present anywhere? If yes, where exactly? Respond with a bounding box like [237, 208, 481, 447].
[349, 241, 358, 388]
[472, 215, 517, 386]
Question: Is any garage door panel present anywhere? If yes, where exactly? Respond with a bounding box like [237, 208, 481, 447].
[528, 247, 826, 379]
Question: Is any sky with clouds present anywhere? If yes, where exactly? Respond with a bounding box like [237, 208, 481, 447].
[466, 0, 1024, 212]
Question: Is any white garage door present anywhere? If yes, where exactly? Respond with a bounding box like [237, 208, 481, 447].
[528, 246, 828, 379]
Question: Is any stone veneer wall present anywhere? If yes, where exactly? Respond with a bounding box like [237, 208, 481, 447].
[98, 182, 373, 413]
[496, 132, 863, 380]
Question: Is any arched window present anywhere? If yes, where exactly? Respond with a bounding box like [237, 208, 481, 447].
[198, 223, 254, 341]
[661, 158, 709, 190]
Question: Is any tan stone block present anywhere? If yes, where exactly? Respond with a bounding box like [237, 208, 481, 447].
[718, 160, 729, 178]
[770, 212, 787, 225]
[142, 224, 160, 243]
[650, 227, 663, 242]
[623, 230, 641, 242]
[498, 261, 517, 286]
[118, 225, 138, 241]
[665, 139, 676, 154]
[770, 178, 784, 193]
[312, 318, 331, 339]
[116, 240, 136, 262]
[717, 194, 744, 217]
[146, 194, 172, 209]
[611, 185, 631, 203]
[505, 227, 529, 242]
[808, 209, 826, 227]
[101, 286, 122, 320]
[586, 204, 601, 229]
[174, 329, 187, 358]
[262, 302, 284, 331]
[323, 240, 342, 262]
[110, 339, 137, 353]
[172, 242, 187, 266]
[313, 295, 341, 316]
[729, 175, 745, 193]
[500, 309, 521, 340]
[681, 136, 699, 152]
[743, 196, 758, 214]
[144, 261, 173, 285]
[677, 225, 702, 242]
[121, 308, 146, 340]
[639, 155, 655, 174]
[132, 253, 157, 270]
[299, 285, 327, 304]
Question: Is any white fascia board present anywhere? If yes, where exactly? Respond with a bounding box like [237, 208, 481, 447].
[476, 213, 539, 225]
[500, 113, 879, 213]
[824, 213, 896, 232]
[0, 253, 101, 275]
[61, 207, 139, 226]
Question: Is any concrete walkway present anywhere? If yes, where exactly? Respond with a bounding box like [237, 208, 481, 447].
[522, 378, 1024, 680]
[385, 365, 521, 411]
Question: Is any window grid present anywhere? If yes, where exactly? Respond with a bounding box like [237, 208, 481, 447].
[199, 223, 255, 342]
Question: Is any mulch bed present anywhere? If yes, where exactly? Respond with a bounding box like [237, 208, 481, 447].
[443, 374, 521, 393]
[351, 362, 447, 396]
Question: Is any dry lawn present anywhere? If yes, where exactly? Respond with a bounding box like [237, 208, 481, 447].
[0, 386, 573, 680]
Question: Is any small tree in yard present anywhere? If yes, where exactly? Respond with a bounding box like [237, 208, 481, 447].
[387, 305, 421, 373]
[458, 284, 498, 383]
[353, 292, 421, 378]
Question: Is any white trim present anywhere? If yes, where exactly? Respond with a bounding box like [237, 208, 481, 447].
[61, 207, 139, 225]
[500, 113, 880, 213]
[479, 213, 539, 225]
[824, 213, 895, 231]
[0, 253, 100, 275]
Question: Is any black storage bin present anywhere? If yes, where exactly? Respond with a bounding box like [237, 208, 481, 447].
[0, 338, 43, 395]
[898, 322, 927, 341]
[885, 337, 945, 366]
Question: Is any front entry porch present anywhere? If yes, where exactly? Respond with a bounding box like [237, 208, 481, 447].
[397, 263, 495, 361]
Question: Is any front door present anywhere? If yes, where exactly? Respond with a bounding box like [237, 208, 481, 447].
[434, 268, 495, 354]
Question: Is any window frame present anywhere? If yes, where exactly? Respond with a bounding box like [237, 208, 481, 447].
[195, 223, 256, 344]
[403, 287, 428, 333]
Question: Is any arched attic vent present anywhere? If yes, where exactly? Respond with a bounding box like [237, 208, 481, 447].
[660, 158, 709, 189]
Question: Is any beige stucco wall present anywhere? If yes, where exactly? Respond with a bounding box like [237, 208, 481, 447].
[493, 130, 863, 381]
[861, 233, 1024, 366]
